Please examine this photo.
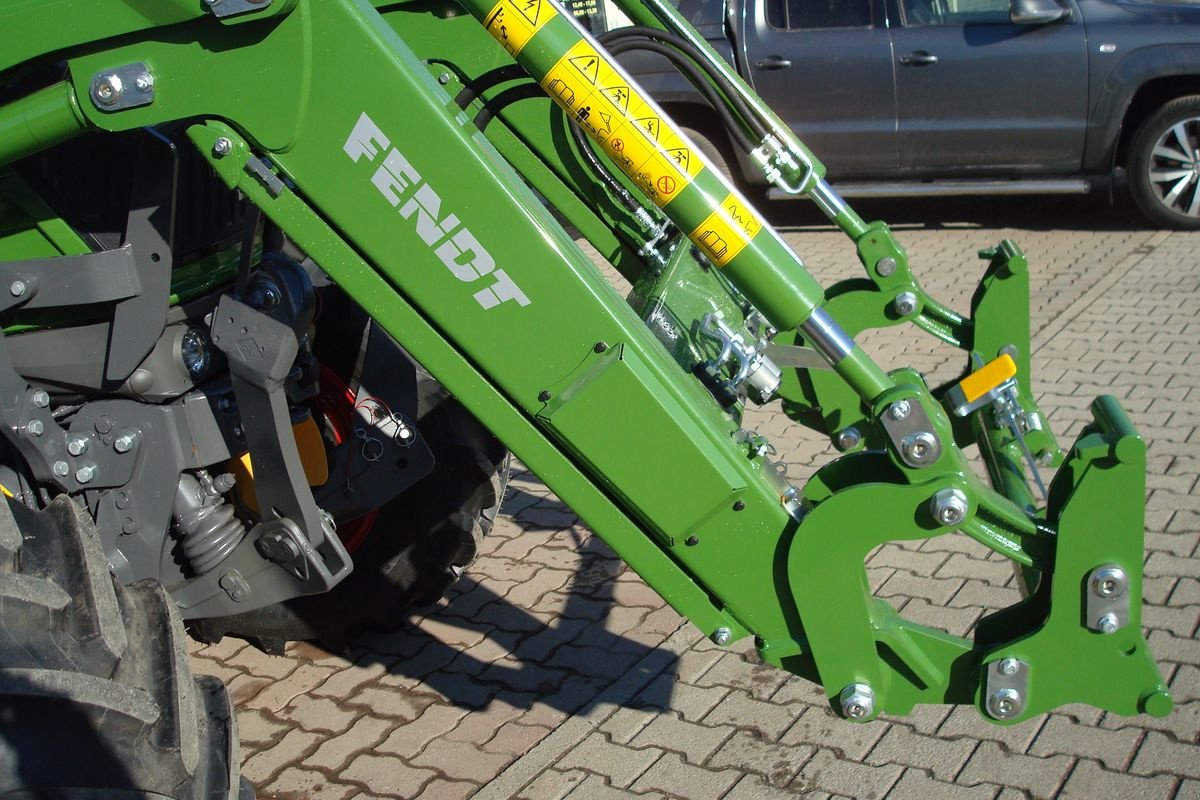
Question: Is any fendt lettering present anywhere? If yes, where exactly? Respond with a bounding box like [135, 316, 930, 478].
[344, 112, 531, 310]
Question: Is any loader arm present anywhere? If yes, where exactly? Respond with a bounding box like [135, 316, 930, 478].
[0, 0, 1171, 724]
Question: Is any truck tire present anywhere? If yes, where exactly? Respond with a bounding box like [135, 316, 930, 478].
[189, 376, 509, 649]
[680, 124, 735, 183]
[0, 495, 247, 799]
[1128, 95, 1200, 230]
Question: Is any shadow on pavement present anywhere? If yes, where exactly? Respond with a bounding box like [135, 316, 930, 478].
[342, 490, 677, 718]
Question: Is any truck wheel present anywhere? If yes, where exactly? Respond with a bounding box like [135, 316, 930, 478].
[189, 376, 509, 649]
[0, 496, 247, 798]
[1128, 95, 1200, 229]
[680, 124, 735, 183]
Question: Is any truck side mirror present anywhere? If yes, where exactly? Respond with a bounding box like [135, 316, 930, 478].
[1010, 0, 1070, 24]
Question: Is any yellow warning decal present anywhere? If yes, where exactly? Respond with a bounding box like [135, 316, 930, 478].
[690, 193, 763, 268]
[542, 40, 704, 206]
[485, 0, 557, 57]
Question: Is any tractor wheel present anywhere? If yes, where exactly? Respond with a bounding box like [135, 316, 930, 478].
[189, 373, 509, 650]
[0, 495, 247, 798]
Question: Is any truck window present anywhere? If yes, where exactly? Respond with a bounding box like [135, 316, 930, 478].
[899, 0, 1010, 25]
[766, 0, 874, 29]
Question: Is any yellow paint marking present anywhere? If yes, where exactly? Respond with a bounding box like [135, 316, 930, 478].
[959, 353, 1017, 403]
[485, 0, 557, 57]
[690, 193, 762, 267]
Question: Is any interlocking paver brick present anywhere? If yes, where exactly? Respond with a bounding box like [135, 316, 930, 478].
[562, 774, 665, 800]
[241, 728, 321, 785]
[345, 685, 437, 721]
[1027, 714, 1141, 771]
[517, 769, 588, 800]
[706, 729, 813, 786]
[556, 732, 662, 788]
[703, 688, 799, 740]
[311, 656, 393, 698]
[865, 723, 978, 782]
[627, 711, 733, 764]
[693, 652, 790, 700]
[414, 778, 481, 800]
[483, 720, 552, 755]
[340, 753, 438, 797]
[412, 738, 514, 782]
[1060, 758, 1179, 799]
[264, 767, 357, 800]
[781, 707, 889, 761]
[956, 740, 1074, 797]
[793, 747, 904, 799]
[376, 704, 472, 758]
[633, 674, 728, 721]
[630, 752, 740, 800]
[885, 768, 998, 800]
[237, 707, 289, 747]
[306, 715, 394, 771]
[278, 693, 360, 734]
[937, 706, 1045, 753]
[245, 664, 337, 712]
[224, 644, 298, 679]
[1130, 732, 1200, 780]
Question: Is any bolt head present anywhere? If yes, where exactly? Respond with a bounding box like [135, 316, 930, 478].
[893, 291, 918, 317]
[711, 627, 732, 646]
[52, 460, 69, 478]
[998, 657, 1021, 677]
[838, 683, 875, 721]
[834, 427, 861, 452]
[94, 74, 123, 105]
[876, 257, 897, 277]
[888, 400, 911, 420]
[66, 437, 89, 457]
[25, 420, 43, 437]
[114, 433, 136, 453]
[9, 280, 26, 297]
[1097, 612, 1120, 634]
[902, 431, 940, 467]
[930, 488, 969, 527]
[1090, 565, 1128, 599]
[213, 137, 233, 157]
[987, 687, 1023, 720]
[134, 71, 154, 92]
[32, 390, 49, 408]
[75, 464, 96, 484]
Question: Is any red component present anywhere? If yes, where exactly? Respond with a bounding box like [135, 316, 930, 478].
[311, 364, 379, 554]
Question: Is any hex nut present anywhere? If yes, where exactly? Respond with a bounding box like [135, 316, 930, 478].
[52, 461, 70, 478]
[32, 390, 49, 408]
[213, 137, 233, 157]
[998, 657, 1021, 677]
[66, 436, 89, 457]
[887, 400, 911, 420]
[839, 683, 875, 720]
[9, 280, 26, 297]
[711, 627, 732, 646]
[893, 291, 918, 317]
[1097, 612, 1120, 634]
[930, 488, 969, 527]
[25, 420, 43, 437]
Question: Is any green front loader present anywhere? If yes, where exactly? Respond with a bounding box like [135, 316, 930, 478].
[0, 0, 1171, 794]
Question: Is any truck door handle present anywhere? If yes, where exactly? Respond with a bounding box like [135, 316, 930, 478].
[755, 56, 792, 70]
[899, 51, 939, 66]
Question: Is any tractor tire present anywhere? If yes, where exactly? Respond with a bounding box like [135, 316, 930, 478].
[189, 376, 509, 650]
[0, 495, 247, 799]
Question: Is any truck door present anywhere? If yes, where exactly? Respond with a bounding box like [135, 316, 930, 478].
[738, 0, 898, 178]
[889, 0, 1087, 173]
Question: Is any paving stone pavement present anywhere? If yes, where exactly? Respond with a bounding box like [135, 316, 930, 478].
[189, 196, 1200, 799]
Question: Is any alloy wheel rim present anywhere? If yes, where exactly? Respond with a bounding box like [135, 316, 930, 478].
[1147, 116, 1200, 218]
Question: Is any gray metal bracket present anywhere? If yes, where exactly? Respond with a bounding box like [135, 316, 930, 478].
[209, 294, 326, 544]
[879, 398, 942, 468]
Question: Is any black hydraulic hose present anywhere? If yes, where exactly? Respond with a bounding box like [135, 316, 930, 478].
[599, 26, 768, 142]
[602, 38, 757, 154]
[472, 82, 550, 130]
[566, 115, 643, 212]
[454, 64, 529, 110]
